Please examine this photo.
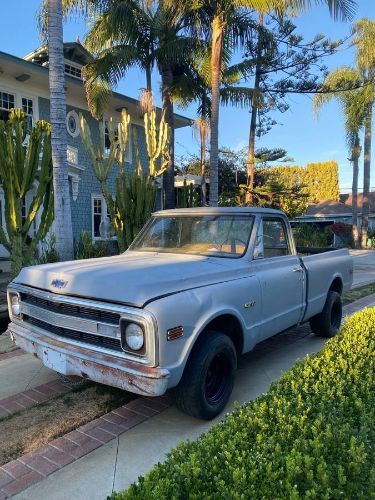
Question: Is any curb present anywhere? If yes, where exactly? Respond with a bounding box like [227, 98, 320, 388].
[0, 395, 172, 498]
[0, 379, 73, 420]
[0, 350, 24, 363]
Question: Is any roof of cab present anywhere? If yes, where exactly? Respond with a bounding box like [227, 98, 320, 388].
[153, 207, 285, 216]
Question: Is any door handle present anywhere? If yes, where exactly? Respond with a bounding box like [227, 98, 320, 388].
[293, 267, 303, 273]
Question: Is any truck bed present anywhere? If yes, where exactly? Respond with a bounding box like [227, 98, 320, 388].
[299, 248, 353, 322]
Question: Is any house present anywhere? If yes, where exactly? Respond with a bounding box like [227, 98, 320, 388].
[294, 193, 375, 246]
[0, 42, 191, 256]
[296, 193, 375, 229]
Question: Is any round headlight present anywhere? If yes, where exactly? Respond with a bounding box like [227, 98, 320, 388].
[11, 295, 21, 316]
[125, 323, 144, 351]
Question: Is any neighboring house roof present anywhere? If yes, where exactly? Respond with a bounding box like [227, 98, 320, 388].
[340, 192, 375, 211]
[175, 174, 210, 187]
[304, 191, 375, 217]
[306, 200, 350, 216]
[0, 45, 192, 129]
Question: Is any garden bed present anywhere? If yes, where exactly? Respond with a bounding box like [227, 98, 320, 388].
[112, 308, 375, 499]
[0, 383, 133, 466]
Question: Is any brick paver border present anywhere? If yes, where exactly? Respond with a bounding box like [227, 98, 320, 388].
[0, 350, 24, 363]
[0, 379, 72, 420]
[0, 395, 172, 498]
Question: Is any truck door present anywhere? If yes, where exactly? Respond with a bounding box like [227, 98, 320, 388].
[252, 216, 305, 340]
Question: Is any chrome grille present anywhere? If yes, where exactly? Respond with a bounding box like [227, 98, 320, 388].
[25, 316, 122, 352]
[20, 292, 120, 324]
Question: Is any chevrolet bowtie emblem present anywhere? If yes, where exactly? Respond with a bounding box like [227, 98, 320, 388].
[51, 279, 68, 289]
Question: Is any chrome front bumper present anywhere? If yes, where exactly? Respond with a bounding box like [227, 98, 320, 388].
[8, 321, 170, 397]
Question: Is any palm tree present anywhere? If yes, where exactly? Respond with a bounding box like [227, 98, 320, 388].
[172, 48, 254, 205]
[77, 0, 200, 209]
[47, 0, 74, 259]
[168, 0, 356, 207]
[314, 67, 368, 246]
[353, 19, 375, 247]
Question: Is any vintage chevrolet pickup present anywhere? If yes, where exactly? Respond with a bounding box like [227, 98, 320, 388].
[7, 208, 353, 419]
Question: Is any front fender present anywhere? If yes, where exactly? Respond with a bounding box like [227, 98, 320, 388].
[145, 276, 262, 388]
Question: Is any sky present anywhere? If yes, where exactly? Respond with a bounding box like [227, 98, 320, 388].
[0, 0, 374, 192]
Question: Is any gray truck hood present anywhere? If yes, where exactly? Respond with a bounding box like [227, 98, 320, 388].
[14, 251, 245, 307]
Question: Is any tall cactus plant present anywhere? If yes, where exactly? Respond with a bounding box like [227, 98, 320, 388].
[177, 180, 200, 208]
[80, 109, 169, 251]
[0, 109, 54, 276]
[144, 109, 169, 178]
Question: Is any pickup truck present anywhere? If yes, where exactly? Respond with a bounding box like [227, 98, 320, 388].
[7, 208, 353, 419]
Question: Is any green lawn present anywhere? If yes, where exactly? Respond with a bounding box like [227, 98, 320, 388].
[343, 282, 375, 305]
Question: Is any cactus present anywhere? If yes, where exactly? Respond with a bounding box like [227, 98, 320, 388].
[115, 170, 156, 249]
[80, 109, 169, 251]
[0, 109, 54, 276]
[144, 109, 169, 178]
[79, 113, 117, 220]
[177, 180, 200, 208]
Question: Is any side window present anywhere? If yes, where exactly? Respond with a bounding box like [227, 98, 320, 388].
[253, 218, 291, 259]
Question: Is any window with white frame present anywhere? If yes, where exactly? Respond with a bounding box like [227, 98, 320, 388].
[64, 63, 82, 80]
[92, 195, 112, 240]
[0, 90, 35, 130]
[0, 91, 15, 120]
[22, 97, 33, 132]
[103, 119, 132, 162]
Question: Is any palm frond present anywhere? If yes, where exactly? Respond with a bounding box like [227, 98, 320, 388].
[220, 86, 254, 108]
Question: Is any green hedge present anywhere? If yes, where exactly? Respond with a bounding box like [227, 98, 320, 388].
[112, 309, 375, 499]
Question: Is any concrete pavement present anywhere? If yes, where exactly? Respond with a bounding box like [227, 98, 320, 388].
[350, 249, 375, 287]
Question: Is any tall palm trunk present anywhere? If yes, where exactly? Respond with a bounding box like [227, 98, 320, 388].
[140, 64, 154, 115]
[161, 65, 175, 209]
[200, 122, 207, 206]
[47, 0, 73, 260]
[246, 14, 263, 205]
[209, 16, 225, 207]
[361, 104, 372, 248]
[351, 135, 360, 246]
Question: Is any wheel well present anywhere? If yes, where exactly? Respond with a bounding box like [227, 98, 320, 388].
[201, 314, 244, 355]
[330, 277, 343, 295]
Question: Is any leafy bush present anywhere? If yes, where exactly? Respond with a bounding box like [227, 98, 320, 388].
[331, 222, 354, 248]
[74, 231, 109, 260]
[293, 222, 333, 248]
[38, 234, 60, 264]
[112, 308, 375, 499]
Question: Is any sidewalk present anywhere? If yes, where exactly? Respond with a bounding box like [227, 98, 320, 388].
[350, 249, 375, 287]
[11, 295, 375, 500]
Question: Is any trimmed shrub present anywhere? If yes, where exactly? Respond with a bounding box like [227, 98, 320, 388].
[74, 231, 109, 260]
[112, 308, 375, 499]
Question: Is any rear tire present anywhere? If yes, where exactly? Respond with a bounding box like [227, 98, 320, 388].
[309, 290, 342, 338]
[174, 331, 237, 420]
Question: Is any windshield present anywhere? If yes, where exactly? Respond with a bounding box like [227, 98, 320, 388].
[129, 215, 254, 258]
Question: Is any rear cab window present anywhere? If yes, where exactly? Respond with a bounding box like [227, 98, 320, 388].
[253, 217, 292, 259]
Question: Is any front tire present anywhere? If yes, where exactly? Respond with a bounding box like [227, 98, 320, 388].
[309, 290, 342, 338]
[174, 331, 237, 420]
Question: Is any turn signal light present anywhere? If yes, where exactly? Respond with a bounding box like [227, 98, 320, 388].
[167, 326, 184, 341]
